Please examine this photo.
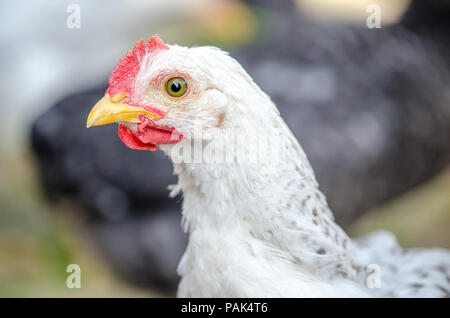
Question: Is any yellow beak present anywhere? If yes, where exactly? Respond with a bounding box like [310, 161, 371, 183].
[86, 93, 161, 128]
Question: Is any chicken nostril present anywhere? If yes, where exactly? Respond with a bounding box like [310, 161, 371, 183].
[111, 92, 128, 103]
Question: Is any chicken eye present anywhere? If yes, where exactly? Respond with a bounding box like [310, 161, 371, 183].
[165, 77, 188, 97]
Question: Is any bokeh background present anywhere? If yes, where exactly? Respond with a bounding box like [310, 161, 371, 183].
[1, 0, 449, 297]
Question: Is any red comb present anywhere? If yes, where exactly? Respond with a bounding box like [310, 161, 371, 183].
[106, 34, 169, 97]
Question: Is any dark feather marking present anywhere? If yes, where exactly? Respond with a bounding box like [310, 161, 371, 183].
[436, 265, 447, 274]
[435, 285, 450, 297]
[317, 248, 326, 255]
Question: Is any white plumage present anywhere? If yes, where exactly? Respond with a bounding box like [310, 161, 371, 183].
[91, 40, 450, 297]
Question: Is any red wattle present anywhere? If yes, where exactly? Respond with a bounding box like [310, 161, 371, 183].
[118, 119, 183, 151]
[118, 125, 157, 151]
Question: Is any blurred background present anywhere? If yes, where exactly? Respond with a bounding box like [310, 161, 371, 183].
[1, 0, 449, 297]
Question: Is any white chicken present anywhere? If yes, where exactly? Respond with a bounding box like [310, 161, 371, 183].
[87, 35, 450, 297]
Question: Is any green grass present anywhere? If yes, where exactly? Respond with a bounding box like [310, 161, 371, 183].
[350, 168, 450, 249]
